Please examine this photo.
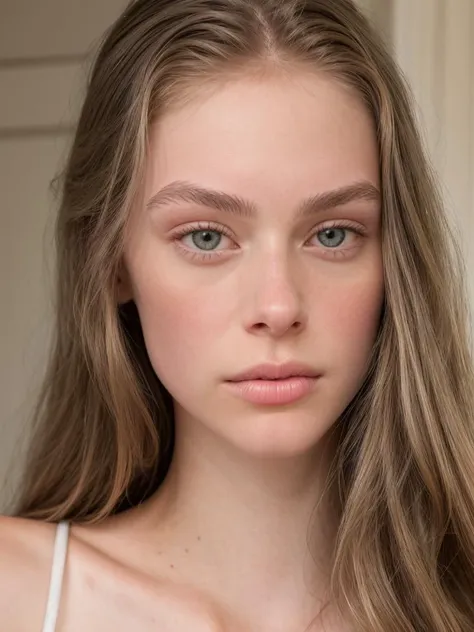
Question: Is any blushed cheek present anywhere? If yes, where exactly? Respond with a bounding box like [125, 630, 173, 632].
[325, 276, 384, 372]
[134, 279, 227, 386]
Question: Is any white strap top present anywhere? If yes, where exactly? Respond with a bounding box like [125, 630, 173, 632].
[41, 521, 70, 632]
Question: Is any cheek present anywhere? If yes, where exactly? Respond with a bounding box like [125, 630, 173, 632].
[328, 282, 383, 335]
[132, 274, 229, 388]
[319, 266, 384, 377]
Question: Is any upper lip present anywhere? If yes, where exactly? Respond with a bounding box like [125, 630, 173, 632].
[227, 362, 321, 382]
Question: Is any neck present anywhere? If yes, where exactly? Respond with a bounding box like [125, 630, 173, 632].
[143, 412, 342, 630]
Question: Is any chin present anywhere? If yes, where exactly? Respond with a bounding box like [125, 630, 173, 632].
[218, 408, 337, 459]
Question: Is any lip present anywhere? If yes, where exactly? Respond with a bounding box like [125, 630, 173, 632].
[223, 376, 320, 405]
[224, 362, 322, 406]
[227, 361, 321, 382]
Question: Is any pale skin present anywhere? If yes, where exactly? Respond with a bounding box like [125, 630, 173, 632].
[0, 69, 384, 631]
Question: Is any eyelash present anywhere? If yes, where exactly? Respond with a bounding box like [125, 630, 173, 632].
[171, 220, 368, 262]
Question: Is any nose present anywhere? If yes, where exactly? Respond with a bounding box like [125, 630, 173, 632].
[242, 254, 307, 338]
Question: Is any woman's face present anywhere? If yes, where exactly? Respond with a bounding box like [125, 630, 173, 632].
[121, 71, 384, 458]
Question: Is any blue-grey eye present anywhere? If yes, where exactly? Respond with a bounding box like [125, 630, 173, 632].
[318, 228, 346, 248]
[192, 230, 222, 251]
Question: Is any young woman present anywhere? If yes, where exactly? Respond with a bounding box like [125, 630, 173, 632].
[2, 0, 474, 630]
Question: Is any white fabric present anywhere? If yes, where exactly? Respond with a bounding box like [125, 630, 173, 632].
[41, 521, 69, 632]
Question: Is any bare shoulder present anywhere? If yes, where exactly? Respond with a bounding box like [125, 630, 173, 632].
[0, 515, 57, 631]
[0, 513, 225, 631]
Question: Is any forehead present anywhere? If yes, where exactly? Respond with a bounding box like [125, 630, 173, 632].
[144, 72, 379, 202]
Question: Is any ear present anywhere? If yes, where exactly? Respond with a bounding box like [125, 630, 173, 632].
[116, 259, 134, 304]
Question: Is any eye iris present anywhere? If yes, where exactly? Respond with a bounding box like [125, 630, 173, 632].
[319, 228, 345, 248]
[188, 227, 347, 251]
[192, 230, 221, 251]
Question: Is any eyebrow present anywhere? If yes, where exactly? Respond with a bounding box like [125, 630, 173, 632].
[146, 179, 380, 219]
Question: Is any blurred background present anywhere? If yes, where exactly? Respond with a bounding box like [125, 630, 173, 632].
[1, 0, 473, 510]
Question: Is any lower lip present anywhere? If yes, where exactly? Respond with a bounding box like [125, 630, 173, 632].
[223, 376, 320, 405]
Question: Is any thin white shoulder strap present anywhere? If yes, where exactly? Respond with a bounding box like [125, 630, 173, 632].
[42, 520, 70, 632]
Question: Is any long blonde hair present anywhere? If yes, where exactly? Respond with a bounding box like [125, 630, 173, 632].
[12, 0, 474, 629]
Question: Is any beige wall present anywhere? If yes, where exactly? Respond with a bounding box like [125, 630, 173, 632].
[391, 0, 474, 306]
[1, 0, 472, 510]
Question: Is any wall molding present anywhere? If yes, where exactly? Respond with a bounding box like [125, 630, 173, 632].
[0, 125, 74, 140]
[0, 63, 85, 132]
[0, 53, 88, 70]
